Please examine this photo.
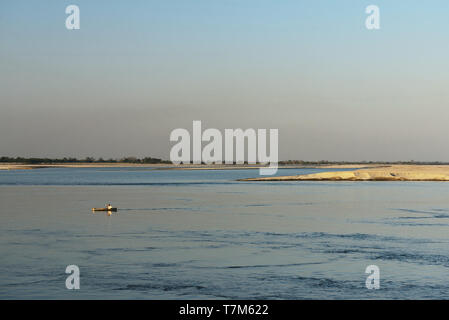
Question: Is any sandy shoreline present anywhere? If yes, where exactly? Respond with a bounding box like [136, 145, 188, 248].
[0, 163, 170, 170]
[241, 165, 449, 181]
[0, 163, 370, 171]
[4, 163, 449, 182]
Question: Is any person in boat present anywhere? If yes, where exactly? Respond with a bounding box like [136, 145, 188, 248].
[107, 204, 113, 210]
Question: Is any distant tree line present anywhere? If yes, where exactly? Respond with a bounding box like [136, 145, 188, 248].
[1, 157, 448, 165]
[0, 156, 171, 164]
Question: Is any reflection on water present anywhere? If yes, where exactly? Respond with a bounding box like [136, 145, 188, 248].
[91, 211, 114, 217]
[1, 168, 449, 299]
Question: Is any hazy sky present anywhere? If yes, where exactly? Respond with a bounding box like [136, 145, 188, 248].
[1, 0, 449, 161]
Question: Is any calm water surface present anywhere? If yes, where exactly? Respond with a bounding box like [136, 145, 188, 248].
[1, 167, 449, 299]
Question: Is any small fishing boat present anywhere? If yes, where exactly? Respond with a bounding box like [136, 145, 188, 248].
[92, 207, 117, 212]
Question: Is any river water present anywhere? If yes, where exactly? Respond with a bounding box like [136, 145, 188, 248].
[1, 167, 449, 299]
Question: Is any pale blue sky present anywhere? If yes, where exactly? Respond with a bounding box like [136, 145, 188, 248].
[1, 1, 449, 161]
